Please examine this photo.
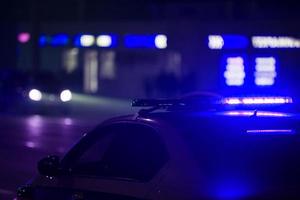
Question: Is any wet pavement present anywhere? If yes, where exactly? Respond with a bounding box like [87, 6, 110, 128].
[0, 114, 99, 199]
[0, 95, 136, 199]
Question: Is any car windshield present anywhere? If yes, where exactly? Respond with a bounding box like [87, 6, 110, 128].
[30, 73, 64, 93]
[176, 115, 300, 197]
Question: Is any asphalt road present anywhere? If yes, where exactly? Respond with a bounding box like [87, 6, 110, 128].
[0, 115, 97, 199]
[0, 95, 136, 199]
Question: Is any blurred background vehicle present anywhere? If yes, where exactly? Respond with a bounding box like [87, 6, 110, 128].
[24, 72, 73, 114]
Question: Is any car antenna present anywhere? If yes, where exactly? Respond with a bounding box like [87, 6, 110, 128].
[252, 110, 258, 117]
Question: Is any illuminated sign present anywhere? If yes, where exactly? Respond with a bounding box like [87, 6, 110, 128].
[252, 36, 300, 48]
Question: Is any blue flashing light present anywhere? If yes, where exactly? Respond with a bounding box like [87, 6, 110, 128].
[39, 35, 50, 46]
[124, 34, 167, 49]
[223, 35, 249, 49]
[39, 34, 69, 46]
[208, 34, 249, 49]
[213, 179, 253, 199]
[222, 111, 290, 117]
[51, 34, 69, 46]
[246, 129, 294, 135]
[222, 96, 293, 105]
[74, 35, 81, 47]
[125, 34, 156, 48]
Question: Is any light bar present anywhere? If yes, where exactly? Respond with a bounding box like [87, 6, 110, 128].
[223, 111, 290, 117]
[246, 129, 295, 135]
[223, 97, 293, 105]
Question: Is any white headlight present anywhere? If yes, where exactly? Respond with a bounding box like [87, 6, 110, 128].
[60, 90, 72, 102]
[29, 89, 42, 101]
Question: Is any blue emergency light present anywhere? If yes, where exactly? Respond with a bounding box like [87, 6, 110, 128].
[246, 129, 295, 135]
[222, 96, 293, 105]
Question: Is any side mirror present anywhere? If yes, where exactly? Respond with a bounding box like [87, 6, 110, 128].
[38, 155, 60, 177]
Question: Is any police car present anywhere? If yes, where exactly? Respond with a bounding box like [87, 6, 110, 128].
[17, 94, 300, 200]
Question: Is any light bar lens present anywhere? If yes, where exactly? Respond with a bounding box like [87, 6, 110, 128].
[246, 129, 295, 135]
[223, 97, 293, 105]
[223, 111, 290, 117]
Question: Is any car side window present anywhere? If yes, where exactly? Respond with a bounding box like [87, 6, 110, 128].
[71, 123, 168, 182]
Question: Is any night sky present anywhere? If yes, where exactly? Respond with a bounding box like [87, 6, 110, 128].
[1, 0, 300, 22]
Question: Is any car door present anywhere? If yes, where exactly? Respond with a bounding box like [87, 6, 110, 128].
[33, 122, 169, 200]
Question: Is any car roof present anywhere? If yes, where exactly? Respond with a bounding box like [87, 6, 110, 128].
[101, 109, 299, 129]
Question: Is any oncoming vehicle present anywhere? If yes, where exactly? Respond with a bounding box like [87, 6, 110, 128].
[17, 94, 300, 200]
[25, 73, 73, 114]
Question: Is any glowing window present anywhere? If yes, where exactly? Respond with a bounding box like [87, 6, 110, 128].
[254, 57, 277, 86]
[224, 57, 245, 86]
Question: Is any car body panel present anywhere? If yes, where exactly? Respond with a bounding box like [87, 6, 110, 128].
[20, 109, 300, 200]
